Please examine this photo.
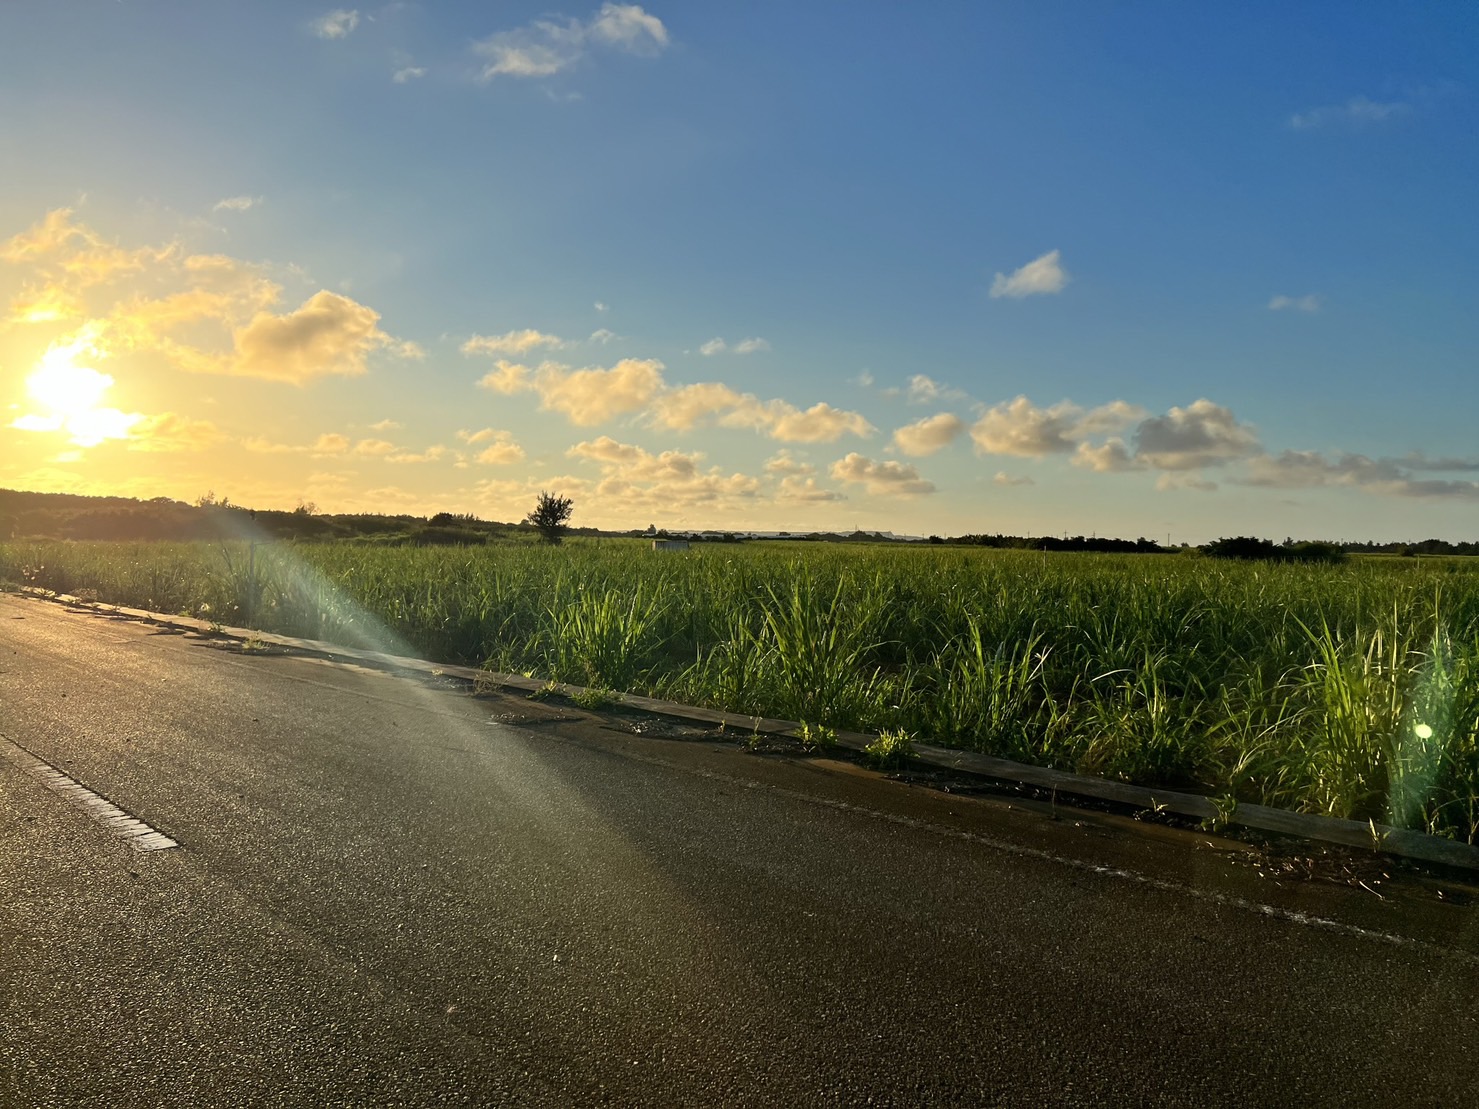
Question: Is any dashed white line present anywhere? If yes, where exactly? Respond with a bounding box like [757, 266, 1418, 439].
[0, 736, 178, 851]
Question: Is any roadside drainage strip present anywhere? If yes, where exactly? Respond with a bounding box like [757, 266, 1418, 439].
[23, 587, 1479, 872]
[0, 735, 178, 852]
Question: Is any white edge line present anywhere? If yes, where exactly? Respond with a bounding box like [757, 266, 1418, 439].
[0, 738, 179, 851]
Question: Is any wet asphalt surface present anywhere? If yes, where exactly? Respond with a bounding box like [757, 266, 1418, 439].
[2, 593, 1478, 1107]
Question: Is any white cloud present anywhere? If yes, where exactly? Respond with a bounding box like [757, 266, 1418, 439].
[213, 196, 262, 213]
[454, 427, 525, 465]
[699, 338, 727, 356]
[650, 384, 874, 444]
[491, 40, 571, 78]
[1398, 453, 1479, 473]
[475, 433, 525, 465]
[1072, 438, 1140, 473]
[1133, 399, 1261, 470]
[732, 337, 770, 354]
[1, 211, 421, 385]
[478, 357, 667, 427]
[566, 435, 762, 511]
[762, 402, 875, 444]
[369, 418, 401, 432]
[1155, 473, 1218, 493]
[1269, 294, 1321, 312]
[241, 436, 304, 454]
[764, 450, 813, 477]
[533, 358, 666, 426]
[588, 328, 616, 343]
[829, 453, 935, 497]
[853, 370, 874, 388]
[906, 374, 941, 403]
[1074, 400, 1147, 435]
[648, 381, 744, 429]
[393, 66, 427, 84]
[569, 435, 700, 481]
[971, 396, 1135, 457]
[903, 374, 966, 405]
[232, 291, 405, 383]
[387, 445, 448, 464]
[1244, 451, 1479, 499]
[990, 249, 1069, 299]
[993, 472, 1034, 487]
[974, 394, 1256, 479]
[246, 428, 356, 455]
[588, 3, 669, 50]
[477, 359, 532, 394]
[465, 337, 872, 445]
[462, 329, 566, 356]
[1289, 96, 1408, 130]
[892, 412, 964, 457]
[471, 475, 593, 518]
[124, 413, 224, 454]
[1245, 450, 1389, 489]
[594, 301, 609, 312]
[474, 3, 669, 82]
[2, 208, 167, 293]
[353, 438, 397, 456]
[312, 9, 360, 39]
[777, 475, 845, 502]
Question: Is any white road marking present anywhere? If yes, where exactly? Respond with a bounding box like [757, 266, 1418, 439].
[0, 736, 178, 851]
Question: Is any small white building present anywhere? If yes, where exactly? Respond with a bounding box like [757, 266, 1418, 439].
[652, 539, 690, 552]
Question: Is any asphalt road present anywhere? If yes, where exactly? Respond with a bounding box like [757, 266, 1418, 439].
[2, 592, 1478, 1107]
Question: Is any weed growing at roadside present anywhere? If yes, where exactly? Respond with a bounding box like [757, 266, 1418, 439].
[572, 686, 617, 710]
[527, 680, 560, 702]
[796, 721, 837, 753]
[1203, 793, 1238, 832]
[864, 729, 915, 771]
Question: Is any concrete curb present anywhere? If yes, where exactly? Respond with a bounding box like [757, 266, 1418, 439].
[22, 587, 1479, 873]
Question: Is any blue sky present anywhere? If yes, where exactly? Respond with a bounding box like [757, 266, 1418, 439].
[1, 1, 1476, 540]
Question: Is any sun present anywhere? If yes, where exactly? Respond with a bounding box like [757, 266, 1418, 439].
[12, 336, 142, 447]
[28, 339, 114, 416]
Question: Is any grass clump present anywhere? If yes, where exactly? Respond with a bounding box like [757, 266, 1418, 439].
[572, 686, 618, 710]
[864, 729, 915, 771]
[795, 721, 837, 753]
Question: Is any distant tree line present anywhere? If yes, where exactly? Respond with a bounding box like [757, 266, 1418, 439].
[937, 533, 1168, 553]
[1342, 537, 1479, 557]
[1196, 536, 1479, 562]
[0, 489, 516, 545]
[1198, 536, 1345, 563]
[3, 488, 1478, 555]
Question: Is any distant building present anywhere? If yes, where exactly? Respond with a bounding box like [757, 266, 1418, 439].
[652, 539, 690, 552]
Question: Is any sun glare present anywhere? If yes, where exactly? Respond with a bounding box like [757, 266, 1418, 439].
[12, 337, 142, 447]
[29, 343, 113, 415]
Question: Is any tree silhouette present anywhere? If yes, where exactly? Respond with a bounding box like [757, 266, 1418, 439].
[526, 490, 574, 544]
